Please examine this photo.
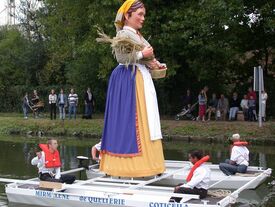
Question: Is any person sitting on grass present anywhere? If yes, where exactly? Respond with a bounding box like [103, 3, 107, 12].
[217, 94, 229, 121]
[206, 93, 218, 121]
[169, 150, 210, 203]
[219, 133, 249, 176]
[229, 92, 240, 121]
[248, 95, 257, 121]
[240, 95, 249, 121]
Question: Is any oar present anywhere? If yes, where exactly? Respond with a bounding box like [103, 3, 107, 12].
[0, 166, 89, 184]
[0, 178, 38, 184]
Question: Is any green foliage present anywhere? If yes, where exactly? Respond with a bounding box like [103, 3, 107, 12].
[0, 0, 274, 115]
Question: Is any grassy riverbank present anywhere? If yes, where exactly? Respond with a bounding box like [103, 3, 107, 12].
[0, 113, 274, 144]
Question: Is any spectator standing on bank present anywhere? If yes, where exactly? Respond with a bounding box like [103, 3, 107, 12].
[84, 87, 95, 119]
[49, 89, 57, 120]
[261, 90, 268, 122]
[31, 90, 39, 105]
[197, 89, 207, 121]
[240, 95, 249, 121]
[68, 88, 78, 119]
[22, 92, 30, 119]
[31, 90, 39, 118]
[229, 92, 240, 121]
[57, 89, 67, 120]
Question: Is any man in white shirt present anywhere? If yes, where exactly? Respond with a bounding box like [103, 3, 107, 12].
[261, 90, 268, 121]
[169, 150, 210, 203]
[31, 138, 75, 184]
[91, 141, 101, 162]
[219, 133, 249, 176]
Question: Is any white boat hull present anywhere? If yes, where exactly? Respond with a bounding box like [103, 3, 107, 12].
[6, 186, 219, 207]
[2, 161, 272, 207]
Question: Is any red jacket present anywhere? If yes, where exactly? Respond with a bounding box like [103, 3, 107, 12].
[247, 91, 256, 100]
[186, 155, 210, 182]
[39, 144, 61, 168]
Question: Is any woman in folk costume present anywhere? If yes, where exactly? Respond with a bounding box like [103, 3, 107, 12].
[98, 0, 165, 177]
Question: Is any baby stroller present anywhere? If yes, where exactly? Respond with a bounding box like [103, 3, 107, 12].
[175, 102, 198, 121]
[29, 101, 45, 118]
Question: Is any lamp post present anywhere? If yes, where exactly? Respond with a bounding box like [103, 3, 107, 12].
[253, 66, 264, 127]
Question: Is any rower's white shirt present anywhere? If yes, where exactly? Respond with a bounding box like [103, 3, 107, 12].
[94, 141, 102, 161]
[230, 146, 249, 166]
[31, 151, 61, 179]
[94, 142, 101, 151]
[181, 164, 211, 190]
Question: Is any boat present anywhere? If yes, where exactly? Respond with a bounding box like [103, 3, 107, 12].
[87, 160, 271, 189]
[0, 161, 272, 207]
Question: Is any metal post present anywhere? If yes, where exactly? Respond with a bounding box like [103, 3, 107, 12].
[253, 67, 257, 91]
[258, 66, 263, 127]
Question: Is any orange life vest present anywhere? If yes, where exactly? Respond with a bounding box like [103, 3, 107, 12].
[186, 155, 210, 182]
[233, 141, 248, 146]
[39, 144, 61, 168]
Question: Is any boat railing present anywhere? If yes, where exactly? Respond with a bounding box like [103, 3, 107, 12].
[217, 168, 272, 206]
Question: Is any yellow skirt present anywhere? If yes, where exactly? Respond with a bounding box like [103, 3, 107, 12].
[99, 69, 165, 177]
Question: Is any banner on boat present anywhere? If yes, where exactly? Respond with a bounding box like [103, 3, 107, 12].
[35, 190, 125, 205]
[149, 202, 188, 207]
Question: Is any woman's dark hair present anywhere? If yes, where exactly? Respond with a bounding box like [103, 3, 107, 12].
[33, 146, 40, 153]
[189, 150, 203, 160]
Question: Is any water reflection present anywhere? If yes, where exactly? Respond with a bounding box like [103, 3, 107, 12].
[0, 138, 274, 207]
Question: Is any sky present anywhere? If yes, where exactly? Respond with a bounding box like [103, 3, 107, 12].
[0, 1, 7, 25]
[0, 0, 43, 25]
[0, 0, 21, 25]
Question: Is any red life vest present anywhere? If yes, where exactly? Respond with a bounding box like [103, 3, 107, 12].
[186, 155, 210, 182]
[39, 144, 61, 168]
[233, 141, 248, 146]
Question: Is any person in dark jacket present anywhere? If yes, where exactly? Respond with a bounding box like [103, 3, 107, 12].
[229, 92, 240, 121]
[84, 87, 95, 119]
[182, 89, 193, 108]
[57, 89, 68, 120]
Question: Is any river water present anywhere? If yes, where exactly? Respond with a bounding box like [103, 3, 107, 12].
[0, 136, 274, 207]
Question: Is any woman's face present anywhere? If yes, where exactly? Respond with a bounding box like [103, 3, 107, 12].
[125, 7, 146, 30]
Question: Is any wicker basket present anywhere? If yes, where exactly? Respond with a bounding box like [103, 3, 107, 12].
[150, 68, 167, 79]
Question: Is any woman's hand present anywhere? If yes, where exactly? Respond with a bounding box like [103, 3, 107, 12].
[36, 152, 42, 159]
[141, 46, 154, 58]
[147, 59, 159, 70]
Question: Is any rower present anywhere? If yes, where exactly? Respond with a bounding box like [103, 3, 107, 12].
[169, 150, 210, 203]
[31, 138, 75, 184]
[219, 133, 249, 176]
[91, 141, 101, 162]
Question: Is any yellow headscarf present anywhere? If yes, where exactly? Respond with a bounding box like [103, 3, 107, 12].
[115, 0, 136, 32]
